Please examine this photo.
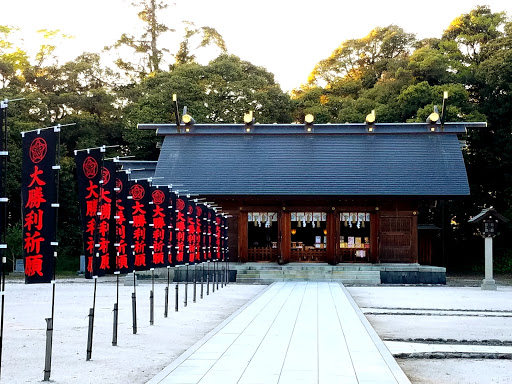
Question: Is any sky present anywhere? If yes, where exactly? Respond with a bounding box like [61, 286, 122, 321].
[1, 0, 512, 91]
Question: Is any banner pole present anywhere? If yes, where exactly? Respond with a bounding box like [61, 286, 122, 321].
[86, 276, 97, 361]
[0, 101, 8, 380]
[150, 268, 154, 325]
[112, 271, 120, 346]
[132, 271, 137, 334]
[43, 281, 56, 380]
[206, 261, 210, 295]
[221, 258, 224, 288]
[213, 261, 216, 293]
[164, 266, 169, 317]
[43, 125, 61, 380]
[184, 264, 188, 307]
[175, 266, 179, 312]
[200, 263, 204, 299]
[193, 264, 197, 303]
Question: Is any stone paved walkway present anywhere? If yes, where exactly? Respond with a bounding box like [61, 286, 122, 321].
[147, 282, 411, 384]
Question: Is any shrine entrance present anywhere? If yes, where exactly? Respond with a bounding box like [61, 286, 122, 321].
[246, 212, 278, 262]
[239, 207, 379, 264]
[290, 212, 328, 262]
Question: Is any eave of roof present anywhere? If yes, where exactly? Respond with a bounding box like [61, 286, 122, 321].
[139, 122, 486, 136]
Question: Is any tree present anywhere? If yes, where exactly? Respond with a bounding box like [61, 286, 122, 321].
[174, 22, 227, 66]
[121, 55, 293, 159]
[442, 5, 506, 64]
[106, 1, 227, 79]
[106, 0, 172, 78]
[0, 25, 30, 89]
[308, 25, 415, 88]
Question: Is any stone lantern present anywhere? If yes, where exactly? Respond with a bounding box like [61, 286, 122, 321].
[468, 207, 509, 290]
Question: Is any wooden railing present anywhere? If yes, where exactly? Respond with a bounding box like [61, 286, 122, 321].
[291, 248, 328, 262]
[339, 248, 370, 263]
[248, 247, 278, 262]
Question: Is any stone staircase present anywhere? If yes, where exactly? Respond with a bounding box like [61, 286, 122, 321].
[233, 263, 381, 285]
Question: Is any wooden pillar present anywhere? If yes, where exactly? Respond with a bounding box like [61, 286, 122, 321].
[326, 210, 337, 265]
[411, 212, 418, 263]
[238, 211, 248, 262]
[370, 210, 379, 263]
[279, 209, 291, 263]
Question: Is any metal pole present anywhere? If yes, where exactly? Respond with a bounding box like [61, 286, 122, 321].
[112, 272, 119, 346]
[221, 260, 224, 288]
[150, 268, 154, 325]
[213, 261, 216, 293]
[206, 261, 210, 295]
[44, 125, 61, 380]
[43, 280, 56, 381]
[216, 260, 219, 291]
[175, 266, 179, 312]
[132, 271, 137, 334]
[184, 264, 189, 307]
[164, 266, 170, 317]
[0, 102, 8, 380]
[200, 263, 204, 299]
[86, 277, 97, 361]
[43, 317, 53, 381]
[193, 264, 197, 303]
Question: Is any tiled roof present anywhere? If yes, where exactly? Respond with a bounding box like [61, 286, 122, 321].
[151, 126, 472, 196]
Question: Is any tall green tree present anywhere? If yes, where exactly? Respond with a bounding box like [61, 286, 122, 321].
[121, 55, 293, 159]
[106, 0, 227, 79]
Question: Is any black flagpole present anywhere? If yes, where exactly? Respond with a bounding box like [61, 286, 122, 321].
[0, 99, 8, 381]
[43, 125, 61, 381]
[112, 271, 119, 345]
[132, 270, 137, 334]
[164, 266, 170, 317]
[112, 161, 122, 346]
[150, 268, 154, 325]
[86, 146, 106, 360]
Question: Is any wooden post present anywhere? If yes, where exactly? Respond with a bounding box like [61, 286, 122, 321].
[280, 210, 291, 263]
[326, 210, 336, 265]
[370, 210, 379, 263]
[238, 211, 248, 262]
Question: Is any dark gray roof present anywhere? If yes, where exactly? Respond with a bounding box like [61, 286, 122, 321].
[468, 207, 509, 223]
[118, 160, 157, 181]
[153, 131, 470, 196]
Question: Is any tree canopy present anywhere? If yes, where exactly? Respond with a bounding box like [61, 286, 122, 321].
[1, 4, 512, 272]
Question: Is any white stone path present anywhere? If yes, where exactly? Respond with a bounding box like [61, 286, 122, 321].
[148, 282, 411, 384]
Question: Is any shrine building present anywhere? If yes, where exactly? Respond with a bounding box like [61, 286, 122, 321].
[139, 119, 485, 280]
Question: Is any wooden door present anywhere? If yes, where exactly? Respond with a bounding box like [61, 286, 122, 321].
[378, 212, 418, 263]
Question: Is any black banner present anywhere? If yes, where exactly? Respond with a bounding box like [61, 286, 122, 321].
[75, 148, 104, 279]
[196, 203, 205, 263]
[214, 213, 222, 261]
[114, 171, 133, 273]
[129, 179, 151, 270]
[150, 185, 169, 268]
[97, 160, 115, 274]
[221, 215, 228, 261]
[206, 207, 213, 261]
[174, 194, 188, 265]
[167, 190, 176, 266]
[21, 128, 58, 284]
[186, 199, 197, 264]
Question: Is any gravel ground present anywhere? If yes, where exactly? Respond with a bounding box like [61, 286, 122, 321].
[349, 275, 512, 384]
[0, 277, 265, 384]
